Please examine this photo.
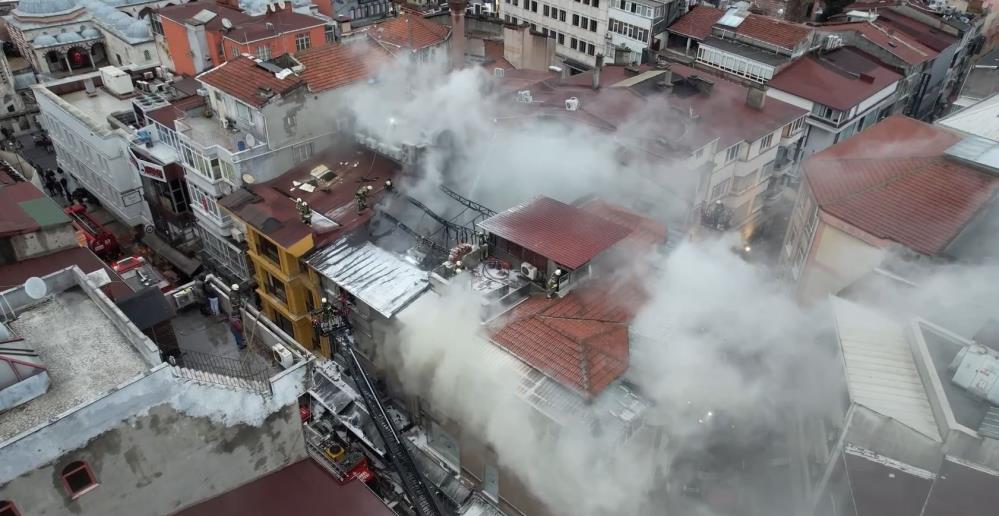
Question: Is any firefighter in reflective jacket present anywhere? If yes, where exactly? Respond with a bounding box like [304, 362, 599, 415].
[546, 269, 563, 299]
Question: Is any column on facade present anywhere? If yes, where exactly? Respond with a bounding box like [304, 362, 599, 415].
[63, 51, 73, 73]
[86, 48, 94, 69]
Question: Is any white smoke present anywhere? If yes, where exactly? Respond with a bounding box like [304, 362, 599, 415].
[337, 51, 999, 516]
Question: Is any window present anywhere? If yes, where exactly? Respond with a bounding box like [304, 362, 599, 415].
[543, 4, 549, 15]
[530, 0, 537, 11]
[151, 15, 163, 36]
[325, 25, 336, 42]
[725, 144, 740, 162]
[266, 272, 288, 304]
[570, 38, 578, 50]
[0, 501, 20, 516]
[61, 461, 98, 499]
[559, 9, 566, 21]
[231, 46, 239, 58]
[587, 43, 595, 55]
[293, 141, 314, 164]
[273, 311, 294, 336]
[572, 14, 579, 26]
[732, 169, 758, 193]
[558, 33, 565, 44]
[590, 19, 597, 31]
[234, 101, 252, 122]
[116, 54, 123, 65]
[143, 49, 151, 61]
[258, 236, 280, 264]
[256, 45, 271, 60]
[759, 133, 774, 150]
[295, 32, 311, 51]
[711, 178, 731, 199]
[592, 0, 599, 6]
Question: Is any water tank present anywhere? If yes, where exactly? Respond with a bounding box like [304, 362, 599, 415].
[950, 344, 999, 404]
[100, 66, 134, 96]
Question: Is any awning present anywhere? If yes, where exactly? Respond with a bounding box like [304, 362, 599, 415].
[141, 232, 202, 277]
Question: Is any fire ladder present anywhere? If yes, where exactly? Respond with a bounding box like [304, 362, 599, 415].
[333, 326, 444, 516]
[439, 185, 496, 217]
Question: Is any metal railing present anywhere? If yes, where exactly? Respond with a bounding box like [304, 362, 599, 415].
[173, 349, 271, 395]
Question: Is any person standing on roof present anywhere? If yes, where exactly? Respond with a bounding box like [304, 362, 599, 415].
[230, 314, 245, 350]
[206, 284, 220, 317]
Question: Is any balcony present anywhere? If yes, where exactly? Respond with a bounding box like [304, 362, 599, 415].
[780, 128, 804, 146]
[175, 113, 267, 158]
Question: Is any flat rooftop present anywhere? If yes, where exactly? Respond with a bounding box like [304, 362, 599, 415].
[0, 287, 149, 443]
[60, 88, 134, 122]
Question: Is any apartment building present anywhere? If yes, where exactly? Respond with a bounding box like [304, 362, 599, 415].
[606, 0, 685, 63]
[219, 143, 403, 352]
[663, 4, 814, 84]
[33, 67, 154, 228]
[498, 62, 807, 238]
[767, 45, 902, 158]
[0, 265, 313, 516]
[778, 116, 999, 303]
[804, 295, 999, 516]
[124, 39, 386, 282]
[153, 2, 331, 76]
[499, 0, 612, 70]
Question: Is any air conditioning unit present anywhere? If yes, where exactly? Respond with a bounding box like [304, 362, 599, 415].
[155, 66, 165, 79]
[520, 262, 538, 280]
[494, 67, 505, 78]
[517, 90, 533, 103]
[824, 34, 844, 50]
[565, 97, 580, 111]
[230, 228, 245, 242]
[271, 344, 294, 368]
[143, 71, 154, 80]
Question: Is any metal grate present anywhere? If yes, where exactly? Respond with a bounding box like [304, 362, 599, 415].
[980, 406, 999, 440]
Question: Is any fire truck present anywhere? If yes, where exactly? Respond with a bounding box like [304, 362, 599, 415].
[64, 204, 121, 262]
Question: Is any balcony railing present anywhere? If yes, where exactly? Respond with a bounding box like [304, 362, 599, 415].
[172, 348, 271, 395]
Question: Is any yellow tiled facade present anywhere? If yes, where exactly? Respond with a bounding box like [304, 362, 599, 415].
[243, 228, 330, 356]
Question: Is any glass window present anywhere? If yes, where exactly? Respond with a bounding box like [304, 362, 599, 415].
[760, 133, 774, 150]
[295, 32, 311, 51]
[266, 272, 288, 304]
[711, 178, 731, 199]
[325, 25, 335, 43]
[256, 45, 271, 60]
[726, 144, 740, 162]
[293, 142, 314, 164]
[258, 237, 280, 265]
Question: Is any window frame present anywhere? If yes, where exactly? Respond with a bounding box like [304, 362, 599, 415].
[295, 32, 312, 51]
[258, 237, 281, 265]
[61, 461, 99, 499]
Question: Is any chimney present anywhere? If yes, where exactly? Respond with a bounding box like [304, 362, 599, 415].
[746, 84, 767, 110]
[688, 74, 714, 96]
[593, 53, 604, 90]
[656, 63, 673, 93]
[613, 45, 630, 66]
[448, 0, 469, 70]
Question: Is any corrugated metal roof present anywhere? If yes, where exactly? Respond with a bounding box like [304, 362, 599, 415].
[477, 197, 630, 269]
[979, 406, 999, 440]
[944, 135, 999, 175]
[831, 297, 942, 442]
[937, 94, 999, 142]
[307, 238, 429, 318]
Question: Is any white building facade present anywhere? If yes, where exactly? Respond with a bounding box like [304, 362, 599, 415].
[500, 0, 611, 70]
[607, 0, 683, 64]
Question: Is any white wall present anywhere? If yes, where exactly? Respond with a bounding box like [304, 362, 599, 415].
[800, 221, 886, 303]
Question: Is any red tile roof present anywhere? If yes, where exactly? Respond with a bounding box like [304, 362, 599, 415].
[478, 197, 631, 269]
[296, 41, 390, 93]
[873, 11, 957, 52]
[804, 116, 999, 255]
[667, 6, 812, 49]
[578, 198, 668, 250]
[222, 9, 325, 44]
[824, 21, 939, 65]
[220, 142, 401, 250]
[198, 56, 306, 108]
[0, 246, 132, 300]
[361, 13, 450, 51]
[147, 95, 207, 130]
[667, 5, 724, 40]
[768, 47, 902, 111]
[734, 12, 813, 50]
[490, 280, 645, 398]
[176, 460, 395, 516]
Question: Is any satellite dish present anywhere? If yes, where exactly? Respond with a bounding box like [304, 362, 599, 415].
[242, 173, 256, 184]
[221, 17, 233, 30]
[245, 133, 256, 147]
[277, 0, 286, 8]
[267, 3, 274, 12]
[24, 277, 47, 300]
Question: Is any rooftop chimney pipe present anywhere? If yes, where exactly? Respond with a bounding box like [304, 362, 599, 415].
[593, 53, 604, 90]
[448, 0, 469, 70]
[746, 83, 767, 110]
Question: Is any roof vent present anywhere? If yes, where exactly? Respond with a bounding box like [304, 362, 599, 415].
[565, 97, 580, 111]
[516, 90, 533, 103]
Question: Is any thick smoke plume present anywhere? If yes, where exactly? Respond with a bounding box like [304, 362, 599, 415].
[338, 53, 999, 515]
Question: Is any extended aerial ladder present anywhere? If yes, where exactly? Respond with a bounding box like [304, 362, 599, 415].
[315, 309, 444, 516]
[64, 204, 121, 262]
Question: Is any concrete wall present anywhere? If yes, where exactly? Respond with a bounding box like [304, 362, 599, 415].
[503, 25, 555, 70]
[799, 220, 886, 303]
[0, 401, 306, 516]
[11, 224, 78, 261]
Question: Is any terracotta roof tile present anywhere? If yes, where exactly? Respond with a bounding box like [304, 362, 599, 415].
[198, 56, 305, 108]
[477, 197, 631, 269]
[578, 198, 668, 250]
[824, 21, 939, 65]
[804, 116, 999, 255]
[158, 1, 251, 30]
[296, 41, 390, 93]
[223, 9, 325, 43]
[361, 13, 450, 51]
[667, 6, 811, 49]
[768, 47, 901, 111]
[490, 280, 646, 398]
[667, 5, 724, 40]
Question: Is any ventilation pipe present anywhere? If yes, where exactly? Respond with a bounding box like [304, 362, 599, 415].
[593, 53, 604, 90]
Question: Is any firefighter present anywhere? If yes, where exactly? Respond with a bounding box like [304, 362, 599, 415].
[546, 269, 563, 299]
[355, 185, 373, 211]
